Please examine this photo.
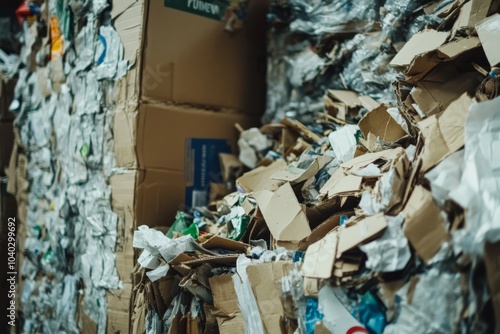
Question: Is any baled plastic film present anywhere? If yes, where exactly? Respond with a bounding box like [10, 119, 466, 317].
[95, 26, 124, 80]
[287, 0, 381, 36]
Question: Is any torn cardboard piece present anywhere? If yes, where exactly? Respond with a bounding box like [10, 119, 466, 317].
[254, 182, 311, 242]
[410, 65, 481, 117]
[337, 213, 388, 258]
[420, 93, 473, 172]
[209, 274, 245, 334]
[302, 213, 387, 279]
[359, 105, 407, 143]
[247, 261, 293, 334]
[301, 230, 338, 278]
[319, 168, 363, 199]
[237, 159, 287, 193]
[454, 0, 493, 31]
[390, 29, 449, 69]
[403, 185, 450, 263]
[324, 90, 363, 120]
[342, 147, 406, 174]
[196, 234, 250, 253]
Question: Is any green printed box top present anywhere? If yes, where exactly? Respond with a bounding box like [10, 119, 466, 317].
[164, 0, 232, 21]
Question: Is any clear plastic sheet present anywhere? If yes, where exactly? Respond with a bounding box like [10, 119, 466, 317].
[264, 0, 441, 124]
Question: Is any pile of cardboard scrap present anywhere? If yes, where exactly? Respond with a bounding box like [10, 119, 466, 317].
[131, 2, 500, 334]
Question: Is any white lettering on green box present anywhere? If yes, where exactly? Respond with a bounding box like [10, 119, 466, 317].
[164, 0, 230, 21]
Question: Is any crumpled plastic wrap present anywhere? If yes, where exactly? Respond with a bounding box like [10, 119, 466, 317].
[287, 0, 381, 36]
[450, 96, 500, 255]
[359, 214, 411, 272]
[384, 268, 462, 334]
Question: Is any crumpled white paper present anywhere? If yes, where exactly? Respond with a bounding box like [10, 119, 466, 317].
[359, 214, 411, 272]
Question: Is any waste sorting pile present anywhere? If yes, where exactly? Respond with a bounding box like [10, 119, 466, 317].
[131, 0, 500, 333]
[4, 1, 129, 333]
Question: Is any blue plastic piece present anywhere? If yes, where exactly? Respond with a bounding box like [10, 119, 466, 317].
[305, 297, 323, 334]
[340, 215, 348, 226]
[359, 291, 387, 334]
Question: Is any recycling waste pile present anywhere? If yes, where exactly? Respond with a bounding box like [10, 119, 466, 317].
[130, 1, 500, 334]
[2, 0, 500, 333]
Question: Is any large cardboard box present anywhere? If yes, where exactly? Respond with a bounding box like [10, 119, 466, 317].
[137, 103, 258, 170]
[141, 0, 267, 112]
[112, 0, 267, 169]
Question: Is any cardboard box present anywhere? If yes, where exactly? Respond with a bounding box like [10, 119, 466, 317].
[113, 0, 145, 169]
[137, 103, 259, 171]
[141, 0, 267, 112]
[110, 171, 137, 282]
[136, 168, 186, 227]
[108, 171, 139, 334]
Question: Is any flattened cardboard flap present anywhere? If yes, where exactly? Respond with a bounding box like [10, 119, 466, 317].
[390, 29, 449, 68]
[420, 93, 473, 172]
[403, 185, 449, 263]
[337, 213, 388, 257]
[254, 182, 311, 242]
[237, 159, 287, 193]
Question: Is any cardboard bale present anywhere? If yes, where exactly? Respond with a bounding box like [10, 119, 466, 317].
[113, 0, 145, 169]
[107, 171, 139, 333]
